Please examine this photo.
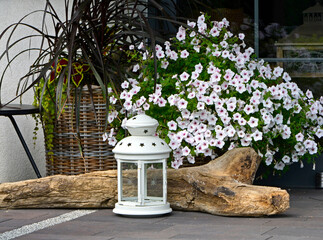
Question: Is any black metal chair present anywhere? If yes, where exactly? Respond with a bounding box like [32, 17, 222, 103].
[0, 104, 42, 178]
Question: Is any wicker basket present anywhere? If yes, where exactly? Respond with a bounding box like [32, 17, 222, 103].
[45, 86, 116, 175]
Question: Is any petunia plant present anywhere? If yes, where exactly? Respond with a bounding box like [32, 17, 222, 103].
[104, 13, 323, 174]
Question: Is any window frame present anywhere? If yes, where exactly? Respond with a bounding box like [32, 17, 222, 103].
[253, 0, 323, 63]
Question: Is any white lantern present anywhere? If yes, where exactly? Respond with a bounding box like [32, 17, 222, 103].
[112, 114, 172, 216]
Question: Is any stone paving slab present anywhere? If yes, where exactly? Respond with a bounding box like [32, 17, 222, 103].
[0, 189, 322, 240]
[0, 209, 72, 233]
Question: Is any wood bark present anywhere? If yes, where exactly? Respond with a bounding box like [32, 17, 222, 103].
[0, 148, 289, 216]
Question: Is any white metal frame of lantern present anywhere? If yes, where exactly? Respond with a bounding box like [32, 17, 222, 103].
[112, 114, 172, 216]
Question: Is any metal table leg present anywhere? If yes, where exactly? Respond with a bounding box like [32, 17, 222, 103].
[8, 115, 42, 178]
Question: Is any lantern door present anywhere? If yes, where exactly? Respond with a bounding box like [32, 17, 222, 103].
[142, 160, 167, 205]
[118, 160, 138, 205]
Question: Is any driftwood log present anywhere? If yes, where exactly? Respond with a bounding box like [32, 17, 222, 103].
[0, 148, 289, 216]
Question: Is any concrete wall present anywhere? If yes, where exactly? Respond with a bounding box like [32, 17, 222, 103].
[0, 0, 65, 182]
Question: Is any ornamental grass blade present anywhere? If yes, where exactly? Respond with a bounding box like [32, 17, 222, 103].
[56, 68, 67, 119]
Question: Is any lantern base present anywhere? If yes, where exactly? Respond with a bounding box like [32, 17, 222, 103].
[113, 203, 172, 216]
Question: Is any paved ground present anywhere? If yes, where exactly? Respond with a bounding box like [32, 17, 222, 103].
[0, 189, 322, 240]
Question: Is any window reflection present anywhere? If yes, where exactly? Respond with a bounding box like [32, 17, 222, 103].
[177, 0, 322, 97]
[269, 0, 323, 97]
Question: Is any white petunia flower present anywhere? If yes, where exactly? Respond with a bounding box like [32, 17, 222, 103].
[161, 60, 169, 69]
[216, 129, 226, 140]
[176, 26, 186, 41]
[238, 118, 247, 126]
[233, 113, 241, 121]
[274, 113, 283, 125]
[177, 99, 188, 110]
[197, 14, 205, 24]
[244, 104, 254, 115]
[308, 145, 318, 155]
[282, 155, 290, 164]
[171, 159, 181, 169]
[169, 140, 181, 150]
[121, 81, 129, 89]
[292, 154, 299, 162]
[295, 132, 304, 142]
[187, 155, 195, 164]
[132, 64, 140, 72]
[274, 162, 285, 170]
[167, 120, 177, 131]
[241, 138, 251, 146]
[195, 63, 203, 73]
[143, 103, 150, 110]
[156, 50, 165, 59]
[273, 66, 283, 77]
[282, 72, 291, 81]
[306, 89, 313, 99]
[108, 137, 117, 146]
[182, 146, 191, 156]
[179, 72, 190, 81]
[170, 51, 178, 61]
[225, 126, 236, 137]
[316, 129, 323, 138]
[282, 125, 291, 139]
[295, 142, 305, 153]
[265, 156, 273, 166]
[123, 101, 132, 110]
[252, 130, 263, 141]
[215, 139, 225, 149]
[110, 96, 117, 104]
[102, 132, 108, 141]
[188, 92, 196, 99]
[248, 117, 259, 128]
[187, 20, 196, 28]
[181, 109, 191, 119]
[180, 50, 189, 58]
[197, 102, 205, 110]
[238, 33, 245, 40]
[304, 139, 315, 149]
[210, 26, 220, 37]
[138, 42, 144, 49]
[158, 97, 167, 107]
[208, 114, 218, 125]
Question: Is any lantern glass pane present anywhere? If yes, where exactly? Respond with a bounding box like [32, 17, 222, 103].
[121, 162, 138, 202]
[145, 162, 163, 200]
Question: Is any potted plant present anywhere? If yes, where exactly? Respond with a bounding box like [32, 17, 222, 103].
[105, 13, 323, 175]
[0, 0, 180, 175]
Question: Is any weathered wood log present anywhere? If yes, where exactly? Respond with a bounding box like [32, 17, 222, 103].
[0, 148, 289, 216]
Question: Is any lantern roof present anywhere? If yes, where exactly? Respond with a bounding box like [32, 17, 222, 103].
[113, 135, 171, 160]
[126, 114, 158, 128]
[113, 114, 171, 160]
[126, 114, 159, 136]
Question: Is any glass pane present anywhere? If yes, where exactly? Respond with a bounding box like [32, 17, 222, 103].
[145, 162, 163, 200]
[259, 0, 319, 59]
[121, 162, 138, 202]
[259, 0, 323, 97]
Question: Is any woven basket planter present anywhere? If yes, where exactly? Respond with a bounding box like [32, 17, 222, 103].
[45, 86, 116, 176]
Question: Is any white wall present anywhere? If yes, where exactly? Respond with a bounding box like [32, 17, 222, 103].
[0, 0, 65, 182]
